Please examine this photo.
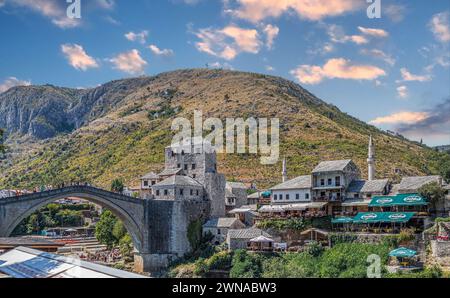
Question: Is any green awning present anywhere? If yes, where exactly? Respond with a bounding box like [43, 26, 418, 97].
[369, 194, 428, 207]
[331, 217, 353, 224]
[261, 191, 272, 198]
[352, 212, 416, 223]
[389, 247, 417, 258]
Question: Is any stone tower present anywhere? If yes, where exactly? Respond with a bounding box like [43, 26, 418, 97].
[282, 157, 287, 183]
[165, 139, 225, 218]
[367, 135, 375, 181]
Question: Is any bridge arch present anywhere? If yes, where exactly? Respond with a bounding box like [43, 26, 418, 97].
[0, 186, 146, 253]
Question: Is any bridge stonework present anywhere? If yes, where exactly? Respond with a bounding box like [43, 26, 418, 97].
[0, 186, 210, 274]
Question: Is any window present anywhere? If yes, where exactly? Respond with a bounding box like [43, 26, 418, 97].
[192, 174, 196, 179]
[274, 195, 278, 200]
[335, 176, 341, 186]
[180, 189, 184, 195]
[217, 229, 221, 235]
[279, 194, 283, 200]
[305, 193, 310, 200]
[164, 189, 168, 195]
[184, 164, 188, 170]
[190, 189, 193, 196]
[196, 190, 199, 196]
[296, 194, 300, 200]
[181, 150, 185, 156]
[354, 193, 359, 198]
[143, 180, 148, 187]
[320, 179, 325, 186]
[328, 178, 332, 185]
[151, 181, 156, 185]
[286, 194, 290, 200]
[177, 163, 181, 168]
[156, 190, 160, 196]
[192, 164, 196, 170]
[321, 191, 326, 197]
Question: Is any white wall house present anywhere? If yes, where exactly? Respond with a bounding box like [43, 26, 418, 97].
[270, 175, 312, 204]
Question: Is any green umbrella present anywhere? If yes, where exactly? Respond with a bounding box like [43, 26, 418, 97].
[389, 247, 417, 258]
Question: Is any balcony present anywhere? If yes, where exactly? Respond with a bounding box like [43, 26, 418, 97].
[313, 196, 343, 202]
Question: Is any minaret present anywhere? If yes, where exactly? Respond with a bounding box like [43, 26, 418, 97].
[282, 158, 287, 183]
[367, 135, 375, 181]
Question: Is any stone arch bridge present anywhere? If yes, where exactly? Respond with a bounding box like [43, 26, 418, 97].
[0, 185, 210, 273]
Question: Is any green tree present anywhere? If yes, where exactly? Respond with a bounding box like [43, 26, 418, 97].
[95, 210, 118, 248]
[112, 220, 127, 241]
[119, 234, 134, 262]
[55, 209, 83, 227]
[111, 179, 124, 193]
[419, 182, 446, 213]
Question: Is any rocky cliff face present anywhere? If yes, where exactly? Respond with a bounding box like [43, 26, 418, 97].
[0, 77, 153, 139]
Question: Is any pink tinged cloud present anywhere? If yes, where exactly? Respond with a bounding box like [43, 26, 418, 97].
[263, 24, 279, 49]
[429, 11, 450, 43]
[357, 26, 389, 38]
[231, 0, 362, 22]
[194, 25, 261, 60]
[125, 31, 149, 44]
[149, 45, 174, 57]
[61, 44, 99, 71]
[396, 85, 408, 99]
[369, 111, 429, 125]
[400, 68, 432, 82]
[0, 77, 31, 93]
[109, 49, 147, 74]
[290, 58, 386, 84]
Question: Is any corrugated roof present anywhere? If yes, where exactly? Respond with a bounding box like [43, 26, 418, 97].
[347, 179, 389, 193]
[341, 199, 371, 207]
[152, 175, 202, 187]
[398, 176, 441, 192]
[227, 228, 271, 239]
[312, 160, 352, 173]
[141, 172, 159, 179]
[0, 247, 146, 278]
[270, 175, 311, 190]
[203, 218, 244, 228]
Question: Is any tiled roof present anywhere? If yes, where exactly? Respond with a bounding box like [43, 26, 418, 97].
[271, 175, 311, 190]
[226, 182, 247, 189]
[312, 160, 352, 173]
[225, 188, 235, 198]
[227, 228, 271, 239]
[158, 168, 182, 176]
[347, 179, 389, 193]
[141, 172, 159, 179]
[398, 176, 442, 192]
[152, 175, 202, 187]
[203, 218, 244, 228]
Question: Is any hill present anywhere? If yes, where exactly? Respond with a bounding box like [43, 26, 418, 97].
[0, 69, 449, 189]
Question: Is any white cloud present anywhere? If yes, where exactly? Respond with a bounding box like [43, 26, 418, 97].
[6, 0, 80, 28]
[265, 65, 275, 71]
[369, 111, 429, 125]
[429, 11, 450, 43]
[327, 24, 368, 45]
[357, 26, 389, 38]
[61, 44, 99, 71]
[95, 0, 115, 10]
[229, 0, 362, 22]
[263, 24, 279, 49]
[193, 25, 261, 60]
[109, 49, 147, 74]
[360, 49, 395, 66]
[125, 30, 149, 44]
[384, 4, 406, 23]
[149, 44, 174, 57]
[290, 58, 386, 84]
[206, 62, 234, 70]
[396, 85, 408, 99]
[399, 68, 432, 82]
[0, 77, 31, 93]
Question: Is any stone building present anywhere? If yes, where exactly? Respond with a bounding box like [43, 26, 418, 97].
[225, 182, 248, 212]
[203, 217, 245, 245]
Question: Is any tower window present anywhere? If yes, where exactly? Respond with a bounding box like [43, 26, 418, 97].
[192, 164, 196, 170]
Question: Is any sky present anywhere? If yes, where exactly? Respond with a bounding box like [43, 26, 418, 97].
[0, 0, 449, 146]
